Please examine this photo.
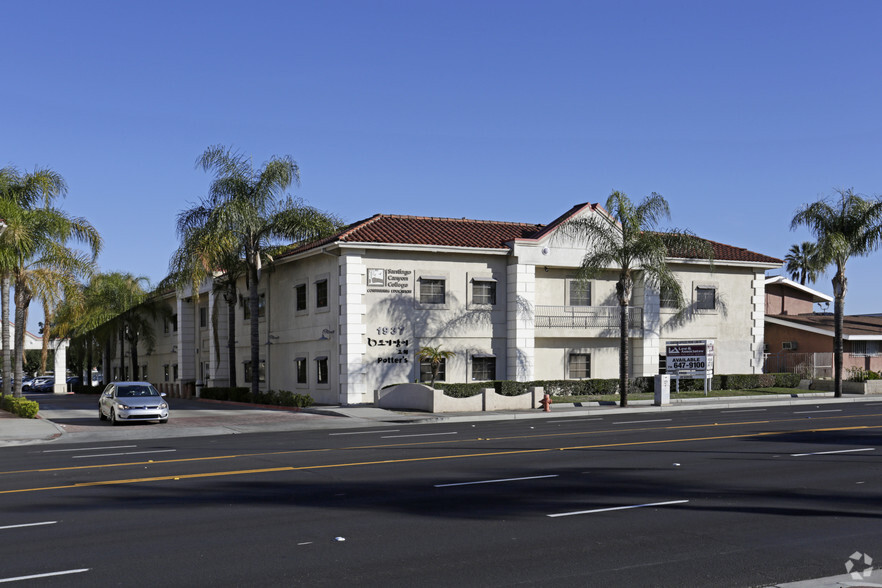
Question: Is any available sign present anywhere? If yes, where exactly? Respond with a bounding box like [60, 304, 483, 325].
[665, 340, 714, 393]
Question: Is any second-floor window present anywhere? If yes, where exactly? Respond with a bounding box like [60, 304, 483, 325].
[420, 278, 445, 304]
[243, 293, 266, 319]
[696, 287, 716, 310]
[569, 281, 591, 306]
[315, 280, 328, 308]
[295, 284, 307, 311]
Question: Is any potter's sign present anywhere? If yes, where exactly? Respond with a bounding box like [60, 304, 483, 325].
[367, 268, 412, 293]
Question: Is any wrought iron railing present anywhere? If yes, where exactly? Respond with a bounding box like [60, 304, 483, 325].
[534, 305, 643, 330]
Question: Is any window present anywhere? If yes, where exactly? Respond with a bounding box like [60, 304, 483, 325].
[199, 307, 207, 328]
[201, 362, 210, 382]
[171, 314, 178, 332]
[420, 278, 445, 304]
[295, 284, 307, 311]
[472, 280, 496, 305]
[660, 283, 679, 309]
[163, 364, 170, 382]
[420, 358, 447, 383]
[243, 360, 266, 383]
[568, 280, 591, 306]
[315, 280, 328, 308]
[296, 358, 308, 384]
[316, 357, 329, 384]
[140, 364, 148, 381]
[243, 293, 266, 319]
[851, 341, 880, 357]
[471, 356, 496, 381]
[172, 364, 179, 381]
[568, 353, 591, 379]
[695, 287, 716, 310]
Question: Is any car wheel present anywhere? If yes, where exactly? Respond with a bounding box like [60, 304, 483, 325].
[110, 409, 119, 426]
[99, 407, 107, 421]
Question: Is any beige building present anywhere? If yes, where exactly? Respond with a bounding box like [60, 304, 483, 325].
[108, 203, 781, 404]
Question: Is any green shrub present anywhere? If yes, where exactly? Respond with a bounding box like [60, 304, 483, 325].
[1, 395, 40, 418]
[198, 386, 313, 408]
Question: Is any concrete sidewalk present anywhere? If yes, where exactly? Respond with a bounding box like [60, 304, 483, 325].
[3, 391, 880, 447]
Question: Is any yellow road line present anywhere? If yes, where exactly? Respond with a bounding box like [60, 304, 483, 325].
[1, 425, 876, 495]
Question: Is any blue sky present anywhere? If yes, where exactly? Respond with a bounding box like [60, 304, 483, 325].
[4, 0, 882, 332]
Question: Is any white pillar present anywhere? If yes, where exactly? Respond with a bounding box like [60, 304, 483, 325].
[338, 254, 367, 404]
[750, 273, 766, 374]
[507, 263, 535, 382]
[52, 339, 69, 394]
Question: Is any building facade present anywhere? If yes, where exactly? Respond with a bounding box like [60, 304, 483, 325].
[107, 203, 781, 404]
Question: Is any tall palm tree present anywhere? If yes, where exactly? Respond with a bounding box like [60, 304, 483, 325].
[0, 166, 68, 395]
[557, 191, 713, 407]
[0, 201, 101, 396]
[784, 241, 822, 285]
[791, 189, 882, 397]
[189, 145, 341, 398]
[166, 216, 246, 388]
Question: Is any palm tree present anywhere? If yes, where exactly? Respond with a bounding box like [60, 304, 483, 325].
[784, 242, 822, 285]
[0, 166, 68, 395]
[557, 191, 713, 407]
[166, 215, 246, 388]
[189, 145, 341, 398]
[791, 189, 882, 397]
[0, 201, 101, 396]
[417, 346, 456, 387]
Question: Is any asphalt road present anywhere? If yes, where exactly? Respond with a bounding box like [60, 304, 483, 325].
[2, 399, 881, 586]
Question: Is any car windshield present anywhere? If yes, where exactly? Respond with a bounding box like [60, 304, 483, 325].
[117, 386, 159, 398]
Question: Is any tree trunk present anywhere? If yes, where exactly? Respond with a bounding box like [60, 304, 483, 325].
[13, 287, 29, 398]
[224, 284, 237, 387]
[832, 269, 846, 398]
[86, 338, 94, 388]
[617, 275, 633, 408]
[2, 275, 9, 397]
[249, 266, 260, 400]
[41, 301, 51, 374]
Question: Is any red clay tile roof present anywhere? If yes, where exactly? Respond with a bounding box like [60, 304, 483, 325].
[280, 207, 781, 264]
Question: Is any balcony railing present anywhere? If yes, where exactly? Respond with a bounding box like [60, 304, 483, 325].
[534, 305, 643, 330]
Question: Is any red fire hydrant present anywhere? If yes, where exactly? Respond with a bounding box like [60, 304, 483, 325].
[540, 393, 552, 412]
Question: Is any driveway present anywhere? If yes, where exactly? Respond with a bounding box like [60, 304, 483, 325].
[26, 392, 370, 444]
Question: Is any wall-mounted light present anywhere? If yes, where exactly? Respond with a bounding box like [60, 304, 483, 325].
[544, 266, 549, 272]
[172, 345, 178, 352]
[319, 328, 335, 341]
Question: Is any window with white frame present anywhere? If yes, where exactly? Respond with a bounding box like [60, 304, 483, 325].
[243, 360, 266, 383]
[471, 356, 496, 381]
[472, 279, 497, 305]
[695, 287, 716, 310]
[568, 353, 591, 379]
[296, 357, 308, 384]
[568, 280, 591, 306]
[420, 358, 447, 383]
[243, 293, 266, 319]
[295, 284, 307, 312]
[419, 278, 445, 304]
[851, 341, 880, 357]
[316, 357, 329, 384]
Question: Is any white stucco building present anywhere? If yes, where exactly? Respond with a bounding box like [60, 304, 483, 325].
[108, 202, 781, 404]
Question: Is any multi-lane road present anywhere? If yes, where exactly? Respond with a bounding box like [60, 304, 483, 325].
[2, 397, 881, 586]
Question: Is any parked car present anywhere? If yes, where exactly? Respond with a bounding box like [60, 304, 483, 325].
[98, 382, 169, 425]
[33, 377, 55, 392]
[21, 376, 35, 391]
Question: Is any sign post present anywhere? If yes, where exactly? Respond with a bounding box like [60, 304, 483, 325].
[665, 340, 714, 395]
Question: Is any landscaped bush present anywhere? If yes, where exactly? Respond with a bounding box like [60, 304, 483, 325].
[199, 386, 314, 408]
[1, 395, 40, 418]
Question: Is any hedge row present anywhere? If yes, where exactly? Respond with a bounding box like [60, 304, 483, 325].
[1, 395, 40, 418]
[434, 373, 801, 398]
[200, 386, 314, 408]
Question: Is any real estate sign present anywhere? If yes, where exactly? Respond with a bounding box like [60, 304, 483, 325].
[665, 340, 714, 392]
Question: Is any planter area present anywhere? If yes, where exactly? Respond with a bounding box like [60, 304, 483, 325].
[809, 380, 882, 394]
[376, 383, 544, 413]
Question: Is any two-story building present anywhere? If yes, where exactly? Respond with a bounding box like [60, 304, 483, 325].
[107, 202, 781, 404]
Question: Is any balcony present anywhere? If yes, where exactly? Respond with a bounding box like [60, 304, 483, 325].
[534, 305, 643, 331]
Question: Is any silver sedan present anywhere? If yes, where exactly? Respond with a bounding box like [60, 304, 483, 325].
[98, 382, 169, 425]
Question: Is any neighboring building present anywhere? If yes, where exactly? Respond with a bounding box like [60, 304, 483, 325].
[106, 203, 782, 404]
[764, 276, 882, 375]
